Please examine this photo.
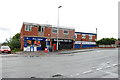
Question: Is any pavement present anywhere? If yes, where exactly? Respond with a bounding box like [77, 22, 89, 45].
[0, 48, 101, 57]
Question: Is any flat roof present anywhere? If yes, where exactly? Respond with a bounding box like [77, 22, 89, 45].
[75, 32, 97, 35]
[23, 22, 75, 30]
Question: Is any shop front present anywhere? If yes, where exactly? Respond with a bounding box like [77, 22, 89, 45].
[52, 39, 74, 50]
[74, 41, 97, 49]
[23, 37, 74, 51]
[24, 37, 47, 51]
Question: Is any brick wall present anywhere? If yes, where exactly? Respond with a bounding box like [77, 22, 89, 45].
[44, 27, 51, 37]
[75, 34, 97, 42]
[50, 29, 75, 39]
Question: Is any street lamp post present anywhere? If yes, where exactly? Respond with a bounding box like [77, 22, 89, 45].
[96, 28, 97, 41]
[57, 6, 62, 50]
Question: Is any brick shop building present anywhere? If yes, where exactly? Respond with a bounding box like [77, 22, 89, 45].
[20, 22, 75, 51]
[74, 32, 97, 49]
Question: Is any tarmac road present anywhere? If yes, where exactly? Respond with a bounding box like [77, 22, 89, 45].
[1, 48, 118, 78]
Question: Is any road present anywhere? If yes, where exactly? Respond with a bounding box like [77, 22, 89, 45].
[1, 48, 118, 78]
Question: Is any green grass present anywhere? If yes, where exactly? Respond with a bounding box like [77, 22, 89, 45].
[12, 48, 21, 53]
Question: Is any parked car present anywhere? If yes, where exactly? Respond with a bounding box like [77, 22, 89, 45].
[0, 46, 11, 54]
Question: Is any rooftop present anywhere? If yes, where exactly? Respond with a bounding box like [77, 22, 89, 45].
[75, 32, 97, 35]
[23, 22, 75, 30]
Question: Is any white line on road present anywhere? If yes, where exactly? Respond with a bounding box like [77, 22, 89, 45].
[96, 68, 102, 71]
[83, 70, 93, 74]
[106, 61, 110, 64]
[112, 64, 118, 67]
[106, 66, 111, 68]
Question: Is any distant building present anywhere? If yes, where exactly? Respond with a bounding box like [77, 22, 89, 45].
[115, 40, 120, 47]
[74, 32, 97, 48]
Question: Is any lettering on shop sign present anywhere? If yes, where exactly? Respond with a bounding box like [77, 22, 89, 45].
[37, 39, 43, 41]
[25, 37, 45, 41]
[53, 39, 72, 42]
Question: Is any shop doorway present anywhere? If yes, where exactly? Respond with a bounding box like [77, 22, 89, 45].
[40, 41, 46, 50]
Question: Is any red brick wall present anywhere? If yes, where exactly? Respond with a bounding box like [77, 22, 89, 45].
[44, 27, 51, 37]
[76, 34, 82, 41]
[75, 34, 97, 42]
[59, 29, 64, 38]
[86, 35, 89, 41]
[68, 30, 75, 39]
[20, 24, 25, 50]
[92, 35, 97, 42]
[22, 27, 38, 36]
[51, 29, 75, 39]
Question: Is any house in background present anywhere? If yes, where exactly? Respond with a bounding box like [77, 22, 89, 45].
[115, 40, 120, 47]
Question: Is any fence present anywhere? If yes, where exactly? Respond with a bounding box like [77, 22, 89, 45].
[98, 44, 117, 48]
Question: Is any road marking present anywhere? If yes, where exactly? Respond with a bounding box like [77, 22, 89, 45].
[106, 66, 111, 68]
[96, 68, 102, 71]
[112, 64, 118, 67]
[106, 61, 110, 64]
[83, 70, 92, 74]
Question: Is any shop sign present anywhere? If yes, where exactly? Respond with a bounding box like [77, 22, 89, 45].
[24, 37, 46, 41]
[74, 41, 96, 45]
[53, 39, 72, 42]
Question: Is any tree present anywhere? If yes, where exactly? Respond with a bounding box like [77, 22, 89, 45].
[118, 38, 120, 41]
[97, 38, 117, 45]
[2, 33, 20, 50]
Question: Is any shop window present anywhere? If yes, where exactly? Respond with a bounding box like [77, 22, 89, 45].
[52, 28, 57, 33]
[30, 41, 41, 46]
[33, 25, 38, 27]
[27, 40, 32, 46]
[64, 30, 68, 34]
[25, 25, 32, 31]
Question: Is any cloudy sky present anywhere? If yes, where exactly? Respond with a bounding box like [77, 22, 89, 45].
[0, 0, 119, 43]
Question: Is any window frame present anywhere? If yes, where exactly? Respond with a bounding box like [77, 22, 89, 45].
[25, 25, 32, 31]
[89, 35, 93, 39]
[52, 28, 58, 33]
[64, 29, 69, 34]
[75, 33, 77, 39]
[82, 34, 86, 39]
[38, 26, 44, 32]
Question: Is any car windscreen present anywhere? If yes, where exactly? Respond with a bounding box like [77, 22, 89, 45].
[1, 46, 10, 49]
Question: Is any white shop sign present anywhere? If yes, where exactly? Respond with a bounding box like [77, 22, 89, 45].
[74, 41, 96, 45]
